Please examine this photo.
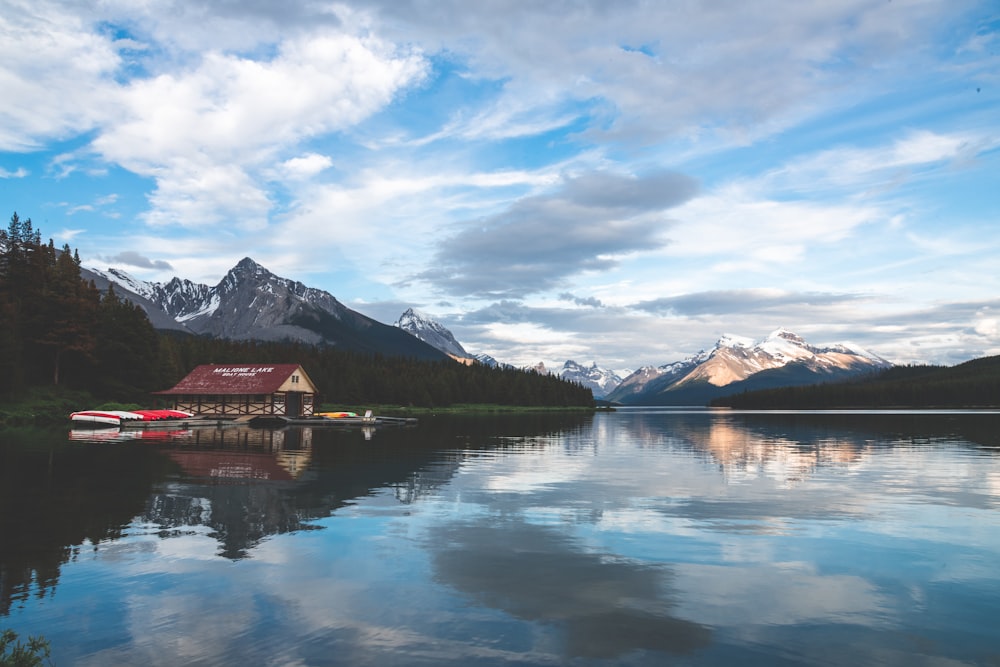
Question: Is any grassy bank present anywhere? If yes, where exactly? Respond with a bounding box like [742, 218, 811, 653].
[0, 386, 155, 426]
[0, 390, 601, 426]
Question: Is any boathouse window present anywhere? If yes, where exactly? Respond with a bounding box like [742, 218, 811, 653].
[291, 374, 299, 384]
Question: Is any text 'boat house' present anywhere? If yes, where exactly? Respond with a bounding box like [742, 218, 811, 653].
[155, 364, 317, 418]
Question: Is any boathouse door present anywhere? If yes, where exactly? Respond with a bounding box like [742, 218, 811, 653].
[285, 392, 302, 417]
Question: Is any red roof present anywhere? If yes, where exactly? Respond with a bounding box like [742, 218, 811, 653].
[167, 450, 294, 481]
[156, 364, 308, 395]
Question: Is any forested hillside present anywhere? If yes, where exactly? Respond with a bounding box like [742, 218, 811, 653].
[711, 356, 1000, 409]
[0, 214, 593, 408]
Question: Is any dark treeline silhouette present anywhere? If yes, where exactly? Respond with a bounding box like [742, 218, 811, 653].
[0, 213, 592, 408]
[711, 356, 1000, 409]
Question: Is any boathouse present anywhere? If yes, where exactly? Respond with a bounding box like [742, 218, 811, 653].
[155, 364, 318, 418]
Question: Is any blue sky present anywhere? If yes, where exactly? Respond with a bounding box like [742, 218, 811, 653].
[1, 0, 998, 371]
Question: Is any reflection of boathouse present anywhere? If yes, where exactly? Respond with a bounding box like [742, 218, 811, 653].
[156, 364, 317, 418]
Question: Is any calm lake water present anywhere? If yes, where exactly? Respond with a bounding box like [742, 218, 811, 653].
[2, 408, 999, 666]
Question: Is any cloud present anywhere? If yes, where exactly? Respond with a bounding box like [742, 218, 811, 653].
[90, 31, 428, 228]
[61, 192, 121, 216]
[418, 170, 698, 298]
[559, 293, 604, 308]
[107, 250, 174, 270]
[632, 289, 867, 316]
[0, 1, 121, 151]
[277, 153, 333, 180]
[362, 0, 963, 145]
[0, 166, 28, 178]
[763, 130, 1000, 195]
[429, 517, 712, 659]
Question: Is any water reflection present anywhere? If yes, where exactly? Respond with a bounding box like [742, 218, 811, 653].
[0, 427, 172, 616]
[1, 414, 593, 614]
[430, 517, 711, 658]
[1, 411, 998, 666]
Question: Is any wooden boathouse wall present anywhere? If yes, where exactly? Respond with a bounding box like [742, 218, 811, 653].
[155, 364, 318, 418]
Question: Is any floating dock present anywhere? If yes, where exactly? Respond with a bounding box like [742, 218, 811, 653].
[246, 414, 417, 428]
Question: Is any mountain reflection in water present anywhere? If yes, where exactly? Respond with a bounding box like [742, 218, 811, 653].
[0, 410, 998, 666]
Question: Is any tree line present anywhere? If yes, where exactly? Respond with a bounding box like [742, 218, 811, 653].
[711, 357, 1000, 409]
[0, 213, 593, 408]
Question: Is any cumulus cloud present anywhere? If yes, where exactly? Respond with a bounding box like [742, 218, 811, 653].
[0, 1, 121, 150]
[278, 153, 333, 180]
[88, 31, 427, 227]
[419, 170, 698, 298]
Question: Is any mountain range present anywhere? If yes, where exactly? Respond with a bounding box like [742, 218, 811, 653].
[85, 258, 893, 404]
[83, 258, 447, 361]
[392, 309, 626, 397]
[606, 328, 892, 405]
[558, 361, 626, 398]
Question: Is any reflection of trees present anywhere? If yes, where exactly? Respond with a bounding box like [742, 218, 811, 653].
[2, 413, 597, 613]
[0, 428, 172, 616]
[430, 517, 712, 659]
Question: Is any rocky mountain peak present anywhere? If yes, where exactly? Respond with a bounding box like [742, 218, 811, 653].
[81, 258, 447, 360]
[607, 329, 893, 405]
[395, 308, 470, 359]
[560, 360, 623, 398]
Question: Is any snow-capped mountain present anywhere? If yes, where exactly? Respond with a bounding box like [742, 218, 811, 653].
[474, 353, 502, 368]
[83, 259, 447, 360]
[559, 360, 623, 398]
[607, 328, 892, 405]
[395, 308, 471, 360]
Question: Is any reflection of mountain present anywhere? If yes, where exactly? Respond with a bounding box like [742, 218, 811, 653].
[677, 416, 867, 484]
[618, 410, 1000, 485]
[430, 517, 711, 659]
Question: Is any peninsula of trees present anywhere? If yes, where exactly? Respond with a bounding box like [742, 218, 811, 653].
[711, 356, 1000, 409]
[0, 214, 593, 410]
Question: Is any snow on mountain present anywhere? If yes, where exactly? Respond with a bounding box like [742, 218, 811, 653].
[559, 360, 623, 398]
[394, 308, 471, 359]
[608, 328, 892, 404]
[82, 258, 447, 359]
[87, 267, 158, 301]
[474, 353, 502, 368]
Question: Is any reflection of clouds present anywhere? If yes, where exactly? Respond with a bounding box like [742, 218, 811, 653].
[483, 458, 589, 494]
[672, 561, 887, 627]
[428, 517, 711, 659]
[77, 588, 259, 667]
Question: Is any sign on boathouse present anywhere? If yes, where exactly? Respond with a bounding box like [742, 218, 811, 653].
[155, 364, 318, 417]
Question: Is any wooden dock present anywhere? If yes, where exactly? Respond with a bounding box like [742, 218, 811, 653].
[246, 414, 417, 428]
[112, 411, 417, 431]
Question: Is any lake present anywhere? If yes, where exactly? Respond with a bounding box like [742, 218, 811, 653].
[2, 408, 999, 666]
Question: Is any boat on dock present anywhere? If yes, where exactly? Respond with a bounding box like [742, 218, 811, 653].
[70, 408, 194, 427]
[71, 407, 416, 431]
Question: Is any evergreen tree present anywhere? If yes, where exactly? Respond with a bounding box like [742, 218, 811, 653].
[35, 245, 97, 385]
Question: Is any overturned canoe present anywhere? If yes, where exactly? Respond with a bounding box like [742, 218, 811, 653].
[70, 408, 194, 426]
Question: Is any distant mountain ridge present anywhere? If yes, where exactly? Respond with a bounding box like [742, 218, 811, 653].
[390, 310, 624, 395]
[607, 328, 892, 405]
[559, 360, 624, 398]
[83, 259, 447, 360]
